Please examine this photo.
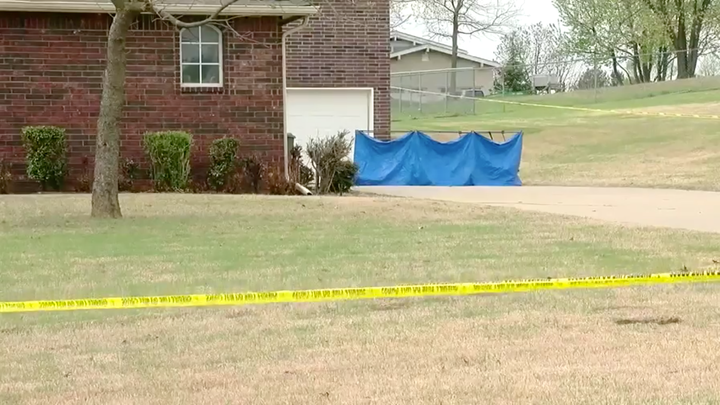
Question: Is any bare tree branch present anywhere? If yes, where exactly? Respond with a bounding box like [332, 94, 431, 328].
[415, 0, 519, 40]
[148, 0, 249, 28]
[391, 0, 414, 29]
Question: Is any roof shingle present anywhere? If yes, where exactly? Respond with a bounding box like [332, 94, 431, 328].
[0, 0, 316, 15]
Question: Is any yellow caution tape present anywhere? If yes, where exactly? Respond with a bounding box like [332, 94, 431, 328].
[390, 86, 720, 120]
[2, 271, 720, 313]
[479, 97, 720, 120]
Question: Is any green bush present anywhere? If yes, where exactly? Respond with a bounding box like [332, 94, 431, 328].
[330, 160, 358, 195]
[20, 126, 67, 191]
[207, 137, 239, 191]
[143, 131, 193, 191]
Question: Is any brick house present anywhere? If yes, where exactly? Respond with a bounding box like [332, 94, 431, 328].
[0, 0, 390, 189]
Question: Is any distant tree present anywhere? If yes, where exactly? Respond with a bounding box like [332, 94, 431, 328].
[554, 0, 720, 80]
[412, 0, 519, 92]
[698, 53, 720, 77]
[641, 0, 720, 78]
[494, 30, 532, 92]
[574, 68, 610, 90]
[517, 22, 573, 90]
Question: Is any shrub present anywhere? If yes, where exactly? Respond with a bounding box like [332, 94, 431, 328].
[0, 159, 12, 194]
[75, 156, 92, 192]
[306, 130, 355, 194]
[238, 154, 265, 193]
[330, 160, 358, 195]
[267, 165, 295, 195]
[224, 171, 244, 194]
[187, 178, 209, 193]
[118, 158, 141, 192]
[289, 145, 314, 186]
[143, 131, 192, 191]
[20, 126, 67, 191]
[207, 137, 239, 191]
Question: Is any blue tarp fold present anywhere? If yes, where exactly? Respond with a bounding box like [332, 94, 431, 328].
[354, 130, 522, 186]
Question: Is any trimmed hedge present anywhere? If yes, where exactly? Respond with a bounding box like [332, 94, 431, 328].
[20, 126, 67, 191]
[144, 131, 193, 191]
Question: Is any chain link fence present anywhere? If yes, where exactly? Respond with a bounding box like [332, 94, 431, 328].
[391, 68, 485, 118]
[391, 50, 720, 121]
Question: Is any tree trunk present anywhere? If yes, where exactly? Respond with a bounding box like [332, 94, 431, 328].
[656, 47, 669, 81]
[91, 9, 138, 218]
[645, 0, 710, 78]
[643, 60, 653, 82]
[610, 51, 624, 85]
[674, 9, 690, 79]
[684, 0, 711, 78]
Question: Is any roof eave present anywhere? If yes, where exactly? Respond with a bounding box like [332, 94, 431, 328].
[390, 46, 501, 68]
[390, 31, 470, 55]
[0, 1, 319, 16]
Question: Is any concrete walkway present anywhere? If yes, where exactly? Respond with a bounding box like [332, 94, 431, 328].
[355, 186, 720, 234]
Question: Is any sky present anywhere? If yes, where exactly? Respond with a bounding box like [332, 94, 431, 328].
[400, 0, 560, 61]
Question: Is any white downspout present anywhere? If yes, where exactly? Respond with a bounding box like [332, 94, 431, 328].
[281, 17, 312, 195]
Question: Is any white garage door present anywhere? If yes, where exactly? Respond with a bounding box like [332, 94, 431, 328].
[287, 88, 373, 162]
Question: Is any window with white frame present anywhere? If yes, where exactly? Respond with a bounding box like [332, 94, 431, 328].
[180, 25, 222, 87]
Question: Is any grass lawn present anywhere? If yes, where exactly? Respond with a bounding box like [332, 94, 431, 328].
[392, 77, 720, 191]
[2, 194, 720, 404]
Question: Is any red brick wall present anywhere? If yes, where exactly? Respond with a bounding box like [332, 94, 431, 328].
[285, 0, 391, 139]
[0, 13, 283, 185]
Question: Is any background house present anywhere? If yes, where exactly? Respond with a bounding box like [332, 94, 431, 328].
[390, 31, 499, 96]
[0, 0, 390, 188]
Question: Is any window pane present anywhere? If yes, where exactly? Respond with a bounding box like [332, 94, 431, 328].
[201, 44, 219, 63]
[201, 65, 220, 84]
[201, 26, 219, 43]
[182, 64, 200, 84]
[181, 27, 200, 42]
[181, 44, 199, 63]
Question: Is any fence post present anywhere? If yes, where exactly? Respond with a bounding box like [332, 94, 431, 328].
[445, 69, 449, 115]
[593, 58, 599, 103]
[502, 78, 506, 113]
[398, 76, 404, 113]
[472, 68, 476, 115]
[418, 73, 423, 115]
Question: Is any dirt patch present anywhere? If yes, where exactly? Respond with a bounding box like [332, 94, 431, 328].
[615, 316, 681, 326]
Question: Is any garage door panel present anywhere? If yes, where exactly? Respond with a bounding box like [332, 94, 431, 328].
[287, 88, 373, 163]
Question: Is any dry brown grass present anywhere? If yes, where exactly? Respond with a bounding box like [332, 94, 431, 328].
[2, 194, 720, 404]
[3, 287, 720, 404]
[628, 102, 720, 116]
[394, 96, 720, 191]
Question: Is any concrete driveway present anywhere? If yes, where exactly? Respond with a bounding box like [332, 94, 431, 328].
[355, 186, 720, 234]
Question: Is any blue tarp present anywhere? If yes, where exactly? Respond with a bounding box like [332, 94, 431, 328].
[354, 130, 523, 186]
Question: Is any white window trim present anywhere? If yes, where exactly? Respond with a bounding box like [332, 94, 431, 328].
[179, 25, 223, 88]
